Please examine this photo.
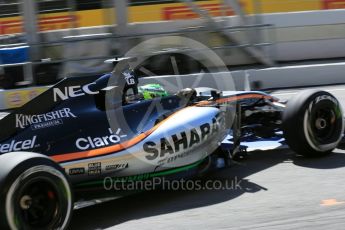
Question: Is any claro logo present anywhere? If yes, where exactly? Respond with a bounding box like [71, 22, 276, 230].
[76, 128, 127, 150]
[53, 83, 99, 102]
[0, 136, 38, 153]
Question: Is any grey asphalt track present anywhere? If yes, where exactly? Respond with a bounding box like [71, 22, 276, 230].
[66, 85, 345, 230]
[68, 149, 345, 230]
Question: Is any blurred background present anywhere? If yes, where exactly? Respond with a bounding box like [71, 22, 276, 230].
[0, 0, 345, 108]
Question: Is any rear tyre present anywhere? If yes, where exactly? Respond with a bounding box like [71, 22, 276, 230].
[0, 152, 73, 230]
[282, 90, 344, 157]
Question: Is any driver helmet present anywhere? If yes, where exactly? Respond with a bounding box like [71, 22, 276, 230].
[138, 84, 169, 100]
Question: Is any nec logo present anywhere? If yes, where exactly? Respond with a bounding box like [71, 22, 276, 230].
[53, 83, 99, 102]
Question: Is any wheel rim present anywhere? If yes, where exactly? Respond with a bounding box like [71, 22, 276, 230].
[304, 98, 343, 152]
[311, 107, 336, 142]
[6, 165, 72, 230]
[15, 177, 61, 228]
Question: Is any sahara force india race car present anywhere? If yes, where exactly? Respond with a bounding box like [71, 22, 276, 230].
[0, 64, 343, 229]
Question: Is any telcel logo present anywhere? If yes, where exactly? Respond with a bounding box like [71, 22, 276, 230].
[76, 128, 127, 150]
[0, 136, 37, 153]
[53, 83, 99, 102]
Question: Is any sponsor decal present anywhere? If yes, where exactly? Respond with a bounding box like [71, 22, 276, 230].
[158, 151, 195, 166]
[69, 167, 85, 176]
[0, 20, 22, 35]
[315, 95, 338, 105]
[53, 83, 99, 102]
[1, 2, 334, 36]
[163, 4, 235, 20]
[123, 70, 136, 85]
[76, 128, 127, 150]
[15, 107, 77, 129]
[31, 120, 63, 130]
[105, 163, 129, 171]
[114, 172, 154, 182]
[0, 136, 38, 153]
[144, 117, 224, 160]
[4, 88, 47, 109]
[323, 0, 345, 9]
[6, 92, 22, 108]
[88, 162, 101, 176]
[0, 15, 78, 35]
[38, 15, 79, 32]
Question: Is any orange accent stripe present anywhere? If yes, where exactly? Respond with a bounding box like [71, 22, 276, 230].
[52, 93, 272, 163]
[217, 94, 272, 103]
[321, 199, 345, 206]
[196, 93, 272, 106]
[52, 107, 189, 163]
[51, 128, 157, 163]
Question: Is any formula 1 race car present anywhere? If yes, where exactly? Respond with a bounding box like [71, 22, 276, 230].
[0, 63, 343, 229]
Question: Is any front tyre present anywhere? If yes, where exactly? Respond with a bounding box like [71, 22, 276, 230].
[0, 152, 73, 230]
[282, 90, 344, 157]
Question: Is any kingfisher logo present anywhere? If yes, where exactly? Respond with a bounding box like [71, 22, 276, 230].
[76, 128, 127, 150]
[16, 108, 77, 129]
[53, 83, 99, 102]
[0, 136, 38, 153]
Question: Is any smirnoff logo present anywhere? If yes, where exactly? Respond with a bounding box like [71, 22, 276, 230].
[16, 108, 77, 129]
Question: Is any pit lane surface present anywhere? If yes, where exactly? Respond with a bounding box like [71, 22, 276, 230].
[67, 84, 345, 230]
